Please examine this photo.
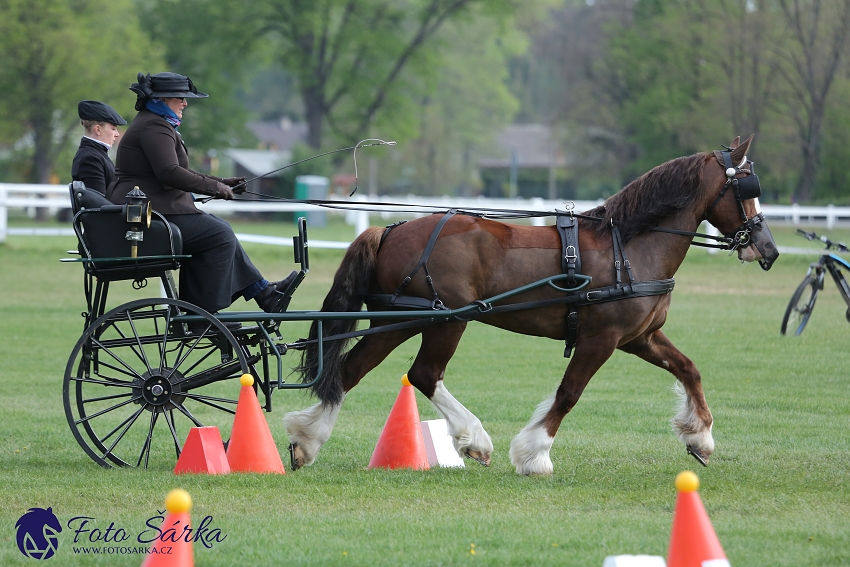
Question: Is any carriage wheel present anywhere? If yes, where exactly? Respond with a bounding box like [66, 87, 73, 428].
[781, 277, 818, 336]
[63, 298, 252, 469]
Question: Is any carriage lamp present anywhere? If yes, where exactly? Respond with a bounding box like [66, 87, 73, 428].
[125, 186, 151, 258]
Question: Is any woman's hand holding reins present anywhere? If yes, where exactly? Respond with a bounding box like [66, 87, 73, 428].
[214, 181, 234, 200]
[221, 176, 247, 195]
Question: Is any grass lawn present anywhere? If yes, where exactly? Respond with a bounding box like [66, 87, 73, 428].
[0, 217, 848, 566]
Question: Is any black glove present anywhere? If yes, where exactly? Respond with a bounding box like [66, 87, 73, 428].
[221, 176, 246, 186]
[221, 177, 247, 193]
[214, 181, 233, 200]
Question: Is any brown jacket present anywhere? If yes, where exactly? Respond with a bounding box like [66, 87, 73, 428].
[107, 110, 222, 214]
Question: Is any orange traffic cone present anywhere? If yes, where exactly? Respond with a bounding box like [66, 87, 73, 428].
[368, 375, 430, 470]
[667, 471, 730, 567]
[174, 426, 230, 475]
[140, 489, 193, 567]
[226, 374, 285, 474]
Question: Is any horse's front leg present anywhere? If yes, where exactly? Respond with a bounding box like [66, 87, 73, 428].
[620, 329, 714, 465]
[510, 332, 620, 475]
[409, 322, 494, 466]
[284, 327, 418, 470]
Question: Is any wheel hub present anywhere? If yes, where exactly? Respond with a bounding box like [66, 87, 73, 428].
[134, 370, 186, 410]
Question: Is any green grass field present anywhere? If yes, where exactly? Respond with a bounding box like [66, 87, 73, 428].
[1, 217, 848, 566]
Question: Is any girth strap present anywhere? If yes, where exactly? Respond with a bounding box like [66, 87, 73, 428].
[390, 210, 457, 308]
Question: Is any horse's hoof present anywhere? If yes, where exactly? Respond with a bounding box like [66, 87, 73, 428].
[465, 449, 491, 466]
[687, 445, 709, 467]
[289, 443, 305, 471]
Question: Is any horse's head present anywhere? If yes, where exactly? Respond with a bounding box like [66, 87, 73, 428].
[704, 135, 779, 270]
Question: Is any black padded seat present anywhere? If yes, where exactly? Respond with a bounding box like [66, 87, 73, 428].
[69, 181, 184, 281]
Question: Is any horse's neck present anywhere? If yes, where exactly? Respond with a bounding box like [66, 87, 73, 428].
[626, 204, 704, 281]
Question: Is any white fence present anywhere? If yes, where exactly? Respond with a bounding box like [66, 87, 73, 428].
[3, 183, 850, 245]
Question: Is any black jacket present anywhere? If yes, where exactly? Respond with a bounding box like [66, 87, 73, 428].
[107, 110, 223, 214]
[72, 137, 115, 194]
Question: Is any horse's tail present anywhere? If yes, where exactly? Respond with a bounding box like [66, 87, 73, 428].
[297, 226, 385, 405]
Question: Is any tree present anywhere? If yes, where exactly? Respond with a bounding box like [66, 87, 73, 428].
[775, 0, 850, 202]
[227, 0, 520, 151]
[379, 12, 522, 194]
[0, 0, 163, 184]
[136, 0, 260, 158]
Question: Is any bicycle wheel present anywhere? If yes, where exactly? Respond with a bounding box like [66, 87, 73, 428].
[781, 277, 819, 335]
[63, 298, 251, 469]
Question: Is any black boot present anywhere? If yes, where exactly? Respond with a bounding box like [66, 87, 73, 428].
[255, 271, 298, 312]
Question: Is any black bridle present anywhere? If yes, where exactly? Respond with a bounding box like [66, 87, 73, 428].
[651, 148, 762, 253]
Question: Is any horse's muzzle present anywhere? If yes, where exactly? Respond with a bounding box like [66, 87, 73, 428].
[750, 216, 779, 270]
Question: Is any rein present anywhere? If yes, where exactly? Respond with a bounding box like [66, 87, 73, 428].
[227, 191, 741, 250]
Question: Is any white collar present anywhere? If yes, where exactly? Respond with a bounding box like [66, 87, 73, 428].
[83, 136, 112, 150]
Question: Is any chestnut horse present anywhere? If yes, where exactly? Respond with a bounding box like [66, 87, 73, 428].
[284, 135, 778, 475]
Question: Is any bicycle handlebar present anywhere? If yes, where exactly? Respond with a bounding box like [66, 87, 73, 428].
[796, 229, 849, 252]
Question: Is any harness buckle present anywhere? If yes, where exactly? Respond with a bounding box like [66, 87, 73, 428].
[565, 245, 577, 260]
[585, 290, 602, 301]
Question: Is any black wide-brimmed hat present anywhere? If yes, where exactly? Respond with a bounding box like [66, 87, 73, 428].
[78, 100, 127, 125]
[130, 72, 209, 100]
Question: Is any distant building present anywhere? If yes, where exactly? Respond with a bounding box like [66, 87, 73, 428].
[224, 148, 291, 197]
[247, 117, 308, 153]
[477, 124, 569, 199]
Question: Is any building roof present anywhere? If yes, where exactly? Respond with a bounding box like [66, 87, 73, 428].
[225, 149, 291, 177]
[478, 124, 566, 169]
[247, 118, 308, 152]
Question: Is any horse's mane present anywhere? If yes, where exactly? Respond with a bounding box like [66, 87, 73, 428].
[586, 152, 707, 243]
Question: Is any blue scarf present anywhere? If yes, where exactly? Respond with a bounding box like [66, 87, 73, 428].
[145, 99, 181, 128]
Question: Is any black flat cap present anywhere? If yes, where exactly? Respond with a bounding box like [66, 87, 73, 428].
[78, 100, 127, 125]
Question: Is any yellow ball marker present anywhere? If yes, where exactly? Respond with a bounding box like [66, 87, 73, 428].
[240, 373, 254, 387]
[401, 374, 411, 386]
[164, 489, 192, 513]
[675, 470, 700, 492]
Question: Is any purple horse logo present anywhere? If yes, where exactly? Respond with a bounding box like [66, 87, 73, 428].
[15, 507, 62, 560]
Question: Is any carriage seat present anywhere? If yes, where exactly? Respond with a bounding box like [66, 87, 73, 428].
[69, 181, 184, 281]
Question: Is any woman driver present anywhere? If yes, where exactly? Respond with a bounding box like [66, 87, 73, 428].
[107, 72, 295, 321]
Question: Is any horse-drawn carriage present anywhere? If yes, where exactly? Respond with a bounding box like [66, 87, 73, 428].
[62, 136, 778, 475]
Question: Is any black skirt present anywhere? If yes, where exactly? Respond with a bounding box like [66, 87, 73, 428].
[165, 212, 263, 313]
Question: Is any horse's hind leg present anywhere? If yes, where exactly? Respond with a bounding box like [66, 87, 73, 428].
[510, 332, 619, 475]
[620, 329, 714, 465]
[285, 327, 418, 470]
[408, 322, 494, 466]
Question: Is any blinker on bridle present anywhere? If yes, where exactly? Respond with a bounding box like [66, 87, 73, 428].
[705, 148, 763, 254]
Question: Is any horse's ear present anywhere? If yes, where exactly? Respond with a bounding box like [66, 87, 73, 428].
[728, 136, 741, 149]
[730, 134, 754, 163]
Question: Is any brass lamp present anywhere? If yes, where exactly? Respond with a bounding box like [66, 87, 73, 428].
[125, 186, 151, 258]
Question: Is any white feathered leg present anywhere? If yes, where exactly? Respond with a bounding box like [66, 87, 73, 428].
[284, 397, 344, 469]
[429, 381, 493, 465]
[671, 383, 714, 461]
[509, 395, 556, 476]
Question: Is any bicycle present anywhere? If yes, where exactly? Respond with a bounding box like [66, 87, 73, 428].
[781, 229, 850, 335]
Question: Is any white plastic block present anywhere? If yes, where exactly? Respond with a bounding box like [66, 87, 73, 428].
[602, 555, 666, 567]
[420, 419, 464, 468]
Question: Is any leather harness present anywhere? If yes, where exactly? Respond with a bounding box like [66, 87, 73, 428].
[364, 210, 675, 358]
